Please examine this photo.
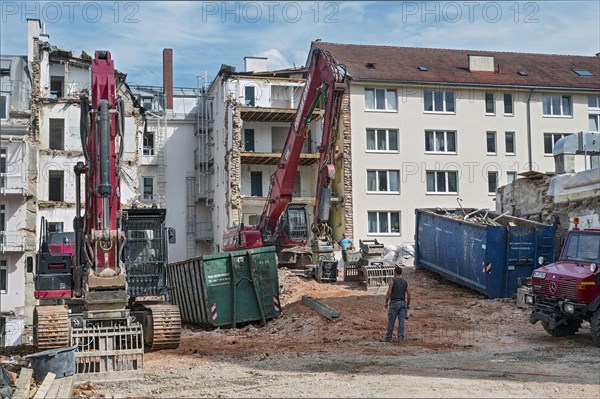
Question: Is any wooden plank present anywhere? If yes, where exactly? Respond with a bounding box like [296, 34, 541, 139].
[56, 376, 74, 399]
[12, 367, 33, 399]
[301, 296, 340, 320]
[33, 372, 55, 399]
[44, 379, 62, 399]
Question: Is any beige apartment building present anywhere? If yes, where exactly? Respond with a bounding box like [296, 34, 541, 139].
[311, 42, 600, 247]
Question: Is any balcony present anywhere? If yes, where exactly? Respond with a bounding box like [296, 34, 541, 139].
[195, 222, 213, 241]
[240, 152, 319, 166]
[240, 106, 323, 123]
[0, 174, 25, 195]
[0, 231, 24, 253]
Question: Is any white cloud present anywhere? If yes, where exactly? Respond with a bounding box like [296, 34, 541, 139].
[258, 49, 291, 71]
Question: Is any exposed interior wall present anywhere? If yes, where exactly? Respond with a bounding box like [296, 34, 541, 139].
[225, 95, 242, 227]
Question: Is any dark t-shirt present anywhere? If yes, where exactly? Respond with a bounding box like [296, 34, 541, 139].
[391, 277, 408, 301]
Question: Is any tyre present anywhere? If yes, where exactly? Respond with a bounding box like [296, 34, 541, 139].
[541, 319, 582, 337]
[591, 310, 600, 346]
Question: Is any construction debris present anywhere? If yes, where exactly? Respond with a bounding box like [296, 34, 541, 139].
[301, 296, 340, 320]
[12, 367, 33, 399]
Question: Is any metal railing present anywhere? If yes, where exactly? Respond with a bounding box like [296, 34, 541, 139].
[0, 174, 25, 195]
[0, 231, 24, 252]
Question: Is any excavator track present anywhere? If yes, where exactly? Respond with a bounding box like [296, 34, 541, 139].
[34, 305, 70, 350]
[139, 303, 181, 350]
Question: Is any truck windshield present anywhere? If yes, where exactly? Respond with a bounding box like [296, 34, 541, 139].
[562, 232, 600, 263]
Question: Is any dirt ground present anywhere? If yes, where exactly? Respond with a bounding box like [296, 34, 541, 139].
[94, 264, 600, 398]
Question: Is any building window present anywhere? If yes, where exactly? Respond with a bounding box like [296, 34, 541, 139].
[367, 170, 400, 193]
[47, 222, 64, 233]
[589, 96, 600, 109]
[488, 171, 498, 194]
[48, 170, 64, 201]
[245, 86, 255, 106]
[0, 94, 7, 119]
[365, 88, 397, 111]
[507, 171, 517, 184]
[0, 148, 6, 189]
[425, 131, 456, 153]
[544, 133, 571, 155]
[250, 171, 262, 196]
[50, 76, 63, 99]
[542, 95, 572, 116]
[504, 93, 513, 115]
[505, 132, 515, 154]
[590, 115, 600, 132]
[143, 131, 155, 155]
[424, 90, 455, 113]
[426, 171, 458, 194]
[49, 119, 64, 150]
[244, 129, 255, 151]
[486, 131, 497, 154]
[1, 259, 7, 294]
[142, 97, 153, 110]
[366, 129, 398, 152]
[368, 211, 400, 234]
[0, 204, 5, 232]
[485, 92, 495, 114]
[143, 177, 154, 200]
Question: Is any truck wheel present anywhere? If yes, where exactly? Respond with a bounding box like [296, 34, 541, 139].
[591, 310, 600, 346]
[541, 319, 582, 337]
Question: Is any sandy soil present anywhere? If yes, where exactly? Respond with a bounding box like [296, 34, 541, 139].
[95, 265, 600, 398]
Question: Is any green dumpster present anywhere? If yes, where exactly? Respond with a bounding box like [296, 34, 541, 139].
[166, 246, 281, 328]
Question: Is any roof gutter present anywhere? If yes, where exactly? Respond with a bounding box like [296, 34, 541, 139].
[348, 78, 600, 92]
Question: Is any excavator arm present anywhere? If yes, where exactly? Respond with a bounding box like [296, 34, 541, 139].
[258, 49, 348, 242]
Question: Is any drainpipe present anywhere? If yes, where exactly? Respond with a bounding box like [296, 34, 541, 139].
[526, 89, 534, 171]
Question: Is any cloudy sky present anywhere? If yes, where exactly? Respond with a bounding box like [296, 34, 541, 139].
[1, 1, 599, 87]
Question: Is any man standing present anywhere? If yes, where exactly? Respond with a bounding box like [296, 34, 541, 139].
[338, 232, 354, 262]
[384, 266, 411, 343]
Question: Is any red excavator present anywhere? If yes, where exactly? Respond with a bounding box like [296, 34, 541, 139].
[223, 48, 348, 278]
[30, 51, 181, 380]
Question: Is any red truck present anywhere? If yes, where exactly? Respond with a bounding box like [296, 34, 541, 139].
[522, 222, 600, 345]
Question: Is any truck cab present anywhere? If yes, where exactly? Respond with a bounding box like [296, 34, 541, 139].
[525, 226, 600, 344]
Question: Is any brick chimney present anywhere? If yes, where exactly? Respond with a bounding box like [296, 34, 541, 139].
[163, 48, 173, 110]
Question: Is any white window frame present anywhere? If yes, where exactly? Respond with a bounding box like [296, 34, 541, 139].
[485, 92, 495, 115]
[505, 131, 516, 155]
[142, 176, 154, 200]
[367, 211, 401, 235]
[587, 96, 600, 109]
[544, 133, 571, 155]
[590, 114, 600, 132]
[424, 90, 455, 114]
[143, 130, 155, 156]
[0, 92, 9, 120]
[486, 131, 497, 155]
[366, 170, 400, 194]
[487, 171, 499, 195]
[48, 170, 64, 202]
[507, 171, 517, 185]
[0, 259, 7, 294]
[49, 118, 65, 151]
[366, 129, 399, 153]
[426, 170, 458, 194]
[504, 93, 514, 115]
[425, 130, 457, 153]
[542, 95, 572, 117]
[364, 88, 398, 111]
